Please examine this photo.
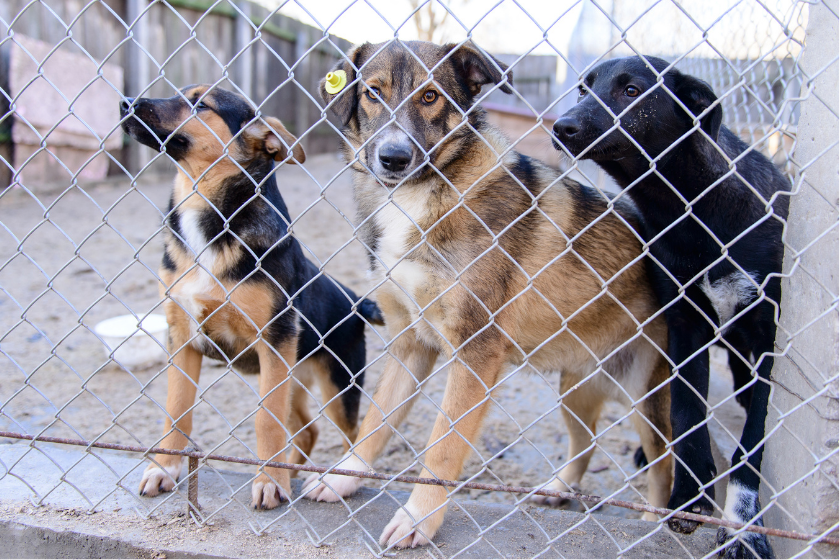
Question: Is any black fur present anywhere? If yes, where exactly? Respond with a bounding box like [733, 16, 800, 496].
[633, 446, 648, 469]
[553, 56, 788, 558]
[121, 86, 384, 427]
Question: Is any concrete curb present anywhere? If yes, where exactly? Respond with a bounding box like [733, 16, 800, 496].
[1, 442, 716, 558]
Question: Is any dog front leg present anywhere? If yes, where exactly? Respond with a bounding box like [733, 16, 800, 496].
[302, 334, 438, 501]
[380, 350, 506, 549]
[667, 315, 717, 534]
[530, 383, 602, 509]
[715, 330, 776, 559]
[252, 341, 296, 510]
[139, 321, 203, 497]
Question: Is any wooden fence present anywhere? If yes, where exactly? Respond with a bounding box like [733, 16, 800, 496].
[0, 0, 352, 183]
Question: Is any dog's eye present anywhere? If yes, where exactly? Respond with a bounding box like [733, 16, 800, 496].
[624, 85, 641, 98]
[365, 87, 380, 101]
[194, 100, 208, 110]
[422, 90, 438, 104]
[578, 86, 586, 97]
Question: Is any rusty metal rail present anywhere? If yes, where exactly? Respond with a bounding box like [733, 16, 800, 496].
[1, 430, 836, 546]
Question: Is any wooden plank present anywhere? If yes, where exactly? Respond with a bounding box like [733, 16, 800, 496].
[3, 0, 354, 158]
[294, 27, 309, 149]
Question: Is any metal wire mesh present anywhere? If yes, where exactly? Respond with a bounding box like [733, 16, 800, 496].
[0, 0, 837, 558]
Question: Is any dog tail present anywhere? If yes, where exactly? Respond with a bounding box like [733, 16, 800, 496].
[357, 298, 385, 326]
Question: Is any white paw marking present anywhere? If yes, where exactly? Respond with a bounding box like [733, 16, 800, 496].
[528, 478, 580, 508]
[251, 478, 289, 510]
[723, 481, 758, 524]
[380, 505, 432, 549]
[301, 455, 366, 502]
[717, 481, 774, 556]
[139, 462, 182, 497]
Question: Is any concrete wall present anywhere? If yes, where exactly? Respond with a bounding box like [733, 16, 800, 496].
[762, 0, 839, 556]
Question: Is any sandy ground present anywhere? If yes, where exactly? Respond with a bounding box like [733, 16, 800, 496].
[0, 153, 745, 521]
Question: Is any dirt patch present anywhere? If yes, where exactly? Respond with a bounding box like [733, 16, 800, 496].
[0, 154, 743, 521]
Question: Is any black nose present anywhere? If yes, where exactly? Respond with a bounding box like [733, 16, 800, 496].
[120, 98, 135, 114]
[378, 144, 412, 172]
[552, 117, 580, 140]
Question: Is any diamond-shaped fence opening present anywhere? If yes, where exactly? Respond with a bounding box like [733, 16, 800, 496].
[0, 0, 837, 558]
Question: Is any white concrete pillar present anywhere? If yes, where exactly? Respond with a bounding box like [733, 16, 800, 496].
[763, 1, 839, 556]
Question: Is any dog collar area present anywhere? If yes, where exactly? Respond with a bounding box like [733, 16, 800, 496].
[325, 70, 347, 94]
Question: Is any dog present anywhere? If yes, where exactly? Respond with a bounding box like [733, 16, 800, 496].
[119, 85, 384, 509]
[300, 40, 673, 549]
[552, 56, 790, 558]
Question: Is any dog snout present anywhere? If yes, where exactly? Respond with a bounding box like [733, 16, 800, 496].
[120, 97, 135, 113]
[378, 144, 413, 173]
[553, 117, 580, 140]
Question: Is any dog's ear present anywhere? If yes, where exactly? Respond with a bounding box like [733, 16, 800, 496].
[672, 73, 722, 141]
[444, 42, 513, 96]
[244, 117, 305, 164]
[319, 43, 372, 127]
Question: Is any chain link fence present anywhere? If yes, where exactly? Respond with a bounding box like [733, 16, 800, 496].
[0, 0, 837, 557]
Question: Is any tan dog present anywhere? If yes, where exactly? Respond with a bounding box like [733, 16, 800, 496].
[119, 85, 383, 509]
[302, 41, 673, 548]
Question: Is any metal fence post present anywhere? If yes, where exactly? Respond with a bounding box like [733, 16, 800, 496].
[234, 0, 253, 100]
[186, 446, 201, 519]
[125, 0, 151, 175]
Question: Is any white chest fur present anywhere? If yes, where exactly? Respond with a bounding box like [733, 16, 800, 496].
[172, 208, 220, 328]
[178, 207, 216, 270]
[371, 187, 435, 314]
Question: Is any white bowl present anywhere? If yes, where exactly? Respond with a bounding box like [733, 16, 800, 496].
[94, 314, 169, 369]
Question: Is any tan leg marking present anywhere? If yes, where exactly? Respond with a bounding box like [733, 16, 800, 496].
[302, 333, 438, 502]
[313, 359, 357, 451]
[531, 383, 602, 508]
[251, 340, 295, 509]
[286, 366, 319, 477]
[380, 350, 507, 549]
[139, 306, 203, 497]
[634, 358, 673, 521]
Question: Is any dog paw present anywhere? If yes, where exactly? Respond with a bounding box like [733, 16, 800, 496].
[379, 504, 442, 549]
[301, 471, 363, 502]
[301, 455, 367, 502]
[714, 482, 774, 558]
[642, 511, 660, 522]
[716, 527, 774, 559]
[139, 462, 182, 497]
[667, 493, 714, 534]
[529, 479, 582, 509]
[251, 474, 291, 510]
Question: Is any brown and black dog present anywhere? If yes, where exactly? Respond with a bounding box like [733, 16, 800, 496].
[302, 41, 673, 548]
[119, 85, 383, 509]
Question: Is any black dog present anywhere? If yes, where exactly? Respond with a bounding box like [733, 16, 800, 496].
[553, 57, 789, 558]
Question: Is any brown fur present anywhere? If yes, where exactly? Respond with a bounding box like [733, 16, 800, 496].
[303, 41, 673, 548]
[125, 85, 366, 509]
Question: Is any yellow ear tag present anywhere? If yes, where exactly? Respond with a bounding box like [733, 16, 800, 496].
[325, 70, 347, 94]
